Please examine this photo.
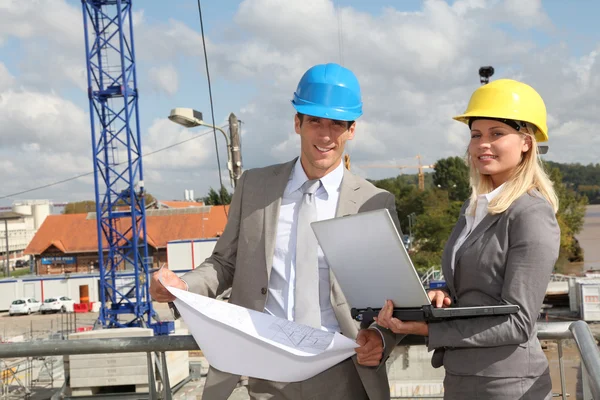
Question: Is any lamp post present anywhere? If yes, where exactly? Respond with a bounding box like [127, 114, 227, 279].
[168, 108, 242, 188]
[407, 212, 417, 251]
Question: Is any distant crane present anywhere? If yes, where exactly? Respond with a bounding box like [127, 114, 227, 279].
[361, 155, 435, 191]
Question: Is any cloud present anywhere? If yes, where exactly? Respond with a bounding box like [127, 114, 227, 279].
[142, 118, 215, 170]
[0, 90, 89, 152]
[0, 63, 15, 90]
[1, 0, 598, 206]
[202, 0, 595, 171]
[0, 0, 85, 90]
[134, 18, 204, 62]
[147, 65, 179, 96]
[0, 87, 94, 203]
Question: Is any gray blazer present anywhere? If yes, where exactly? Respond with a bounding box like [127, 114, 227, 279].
[182, 158, 404, 400]
[427, 191, 560, 377]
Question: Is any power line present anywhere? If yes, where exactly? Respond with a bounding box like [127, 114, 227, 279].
[0, 128, 215, 201]
[335, 0, 345, 66]
[196, 0, 228, 211]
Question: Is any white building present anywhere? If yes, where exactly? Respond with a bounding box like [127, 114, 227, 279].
[0, 200, 51, 267]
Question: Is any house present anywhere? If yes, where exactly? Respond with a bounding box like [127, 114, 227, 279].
[24, 204, 228, 275]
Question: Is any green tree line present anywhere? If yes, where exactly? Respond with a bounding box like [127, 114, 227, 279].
[545, 161, 600, 204]
[371, 156, 588, 274]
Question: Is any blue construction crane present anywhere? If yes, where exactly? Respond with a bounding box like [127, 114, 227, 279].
[81, 0, 159, 331]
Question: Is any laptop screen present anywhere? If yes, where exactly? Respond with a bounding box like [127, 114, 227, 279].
[311, 209, 432, 310]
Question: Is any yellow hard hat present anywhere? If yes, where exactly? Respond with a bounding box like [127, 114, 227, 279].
[453, 79, 548, 142]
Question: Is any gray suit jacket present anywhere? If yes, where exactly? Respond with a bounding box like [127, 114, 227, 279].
[182, 158, 403, 400]
[427, 191, 560, 377]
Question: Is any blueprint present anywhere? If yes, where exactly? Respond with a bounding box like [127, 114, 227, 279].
[163, 284, 359, 382]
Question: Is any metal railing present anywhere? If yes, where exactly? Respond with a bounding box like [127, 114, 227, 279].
[420, 266, 444, 286]
[1, 322, 599, 399]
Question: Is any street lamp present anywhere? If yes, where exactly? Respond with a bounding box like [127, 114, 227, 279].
[168, 108, 236, 188]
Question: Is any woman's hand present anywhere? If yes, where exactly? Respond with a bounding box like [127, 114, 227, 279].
[374, 300, 429, 336]
[428, 289, 452, 308]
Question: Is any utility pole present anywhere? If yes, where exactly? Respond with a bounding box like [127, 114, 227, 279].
[0, 212, 23, 277]
[229, 113, 243, 188]
[407, 212, 416, 251]
[4, 220, 8, 277]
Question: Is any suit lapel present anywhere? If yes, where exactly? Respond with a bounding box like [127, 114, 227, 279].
[454, 212, 502, 266]
[335, 168, 360, 217]
[264, 159, 296, 280]
[331, 168, 361, 337]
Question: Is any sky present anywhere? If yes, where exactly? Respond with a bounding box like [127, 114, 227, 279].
[0, 0, 599, 207]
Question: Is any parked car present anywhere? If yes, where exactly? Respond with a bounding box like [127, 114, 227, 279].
[9, 298, 41, 316]
[40, 296, 75, 314]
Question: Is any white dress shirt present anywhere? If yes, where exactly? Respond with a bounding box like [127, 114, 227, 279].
[264, 158, 343, 332]
[451, 184, 505, 272]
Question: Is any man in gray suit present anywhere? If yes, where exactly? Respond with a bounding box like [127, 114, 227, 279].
[150, 63, 403, 400]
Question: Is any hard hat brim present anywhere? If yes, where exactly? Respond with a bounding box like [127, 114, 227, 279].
[453, 111, 549, 143]
[292, 101, 362, 122]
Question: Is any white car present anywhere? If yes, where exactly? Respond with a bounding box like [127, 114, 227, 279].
[9, 298, 41, 316]
[40, 296, 75, 314]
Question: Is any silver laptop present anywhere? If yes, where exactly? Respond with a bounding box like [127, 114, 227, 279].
[311, 209, 519, 323]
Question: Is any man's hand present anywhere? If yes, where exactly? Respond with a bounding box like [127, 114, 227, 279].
[355, 329, 384, 367]
[428, 289, 452, 308]
[374, 300, 429, 336]
[149, 266, 187, 302]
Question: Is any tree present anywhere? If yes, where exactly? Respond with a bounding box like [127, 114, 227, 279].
[547, 167, 588, 268]
[545, 161, 600, 204]
[410, 190, 462, 273]
[432, 156, 470, 202]
[63, 201, 97, 214]
[63, 193, 157, 214]
[202, 187, 232, 206]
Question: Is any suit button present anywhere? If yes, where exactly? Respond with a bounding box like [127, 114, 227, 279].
[261, 288, 267, 295]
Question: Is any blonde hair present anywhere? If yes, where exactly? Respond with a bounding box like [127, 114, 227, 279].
[466, 128, 558, 215]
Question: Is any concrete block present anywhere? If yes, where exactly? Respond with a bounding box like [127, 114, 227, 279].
[70, 352, 146, 362]
[67, 328, 155, 390]
[69, 387, 94, 396]
[66, 327, 190, 392]
[70, 364, 148, 379]
[135, 384, 150, 393]
[71, 375, 149, 388]
[70, 357, 147, 370]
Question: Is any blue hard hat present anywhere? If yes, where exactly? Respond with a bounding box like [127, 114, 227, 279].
[291, 63, 363, 121]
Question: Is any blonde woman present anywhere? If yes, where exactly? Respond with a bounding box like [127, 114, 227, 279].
[376, 79, 560, 399]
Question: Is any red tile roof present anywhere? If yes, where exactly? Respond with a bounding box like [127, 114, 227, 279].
[24, 206, 229, 255]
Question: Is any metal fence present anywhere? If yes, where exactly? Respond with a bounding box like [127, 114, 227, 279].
[1, 321, 599, 399]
